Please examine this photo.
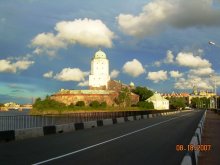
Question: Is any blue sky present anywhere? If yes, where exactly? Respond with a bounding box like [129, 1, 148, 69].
[1, 0, 220, 104]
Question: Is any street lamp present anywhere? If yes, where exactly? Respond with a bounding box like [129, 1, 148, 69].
[209, 41, 219, 109]
[209, 41, 220, 48]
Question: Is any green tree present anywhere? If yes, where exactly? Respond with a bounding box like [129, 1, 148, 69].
[33, 97, 66, 110]
[191, 97, 210, 109]
[117, 87, 131, 107]
[75, 101, 85, 107]
[68, 103, 75, 109]
[132, 86, 153, 101]
[90, 101, 100, 108]
[100, 101, 107, 108]
[137, 101, 154, 109]
[169, 97, 186, 110]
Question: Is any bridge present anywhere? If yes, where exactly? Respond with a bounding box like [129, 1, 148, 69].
[0, 110, 204, 165]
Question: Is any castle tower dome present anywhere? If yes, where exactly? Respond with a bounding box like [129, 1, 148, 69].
[89, 49, 110, 89]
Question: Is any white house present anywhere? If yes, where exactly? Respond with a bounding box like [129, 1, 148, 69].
[89, 50, 110, 89]
[146, 92, 169, 110]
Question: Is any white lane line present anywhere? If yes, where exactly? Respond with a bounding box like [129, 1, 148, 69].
[33, 112, 192, 165]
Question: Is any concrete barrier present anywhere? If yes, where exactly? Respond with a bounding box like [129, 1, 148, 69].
[143, 115, 148, 119]
[181, 154, 192, 165]
[56, 123, 75, 134]
[181, 110, 206, 165]
[190, 136, 199, 164]
[148, 114, 153, 118]
[116, 117, 125, 123]
[135, 115, 141, 120]
[127, 116, 134, 121]
[102, 119, 113, 126]
[84, 121, 97, 129]
[74, 123, 84, 130]
[0, 130, 15, 142]
[195, 128, 201, 144]
[43, 126, 56, 135]
[15, 127, 43, 140]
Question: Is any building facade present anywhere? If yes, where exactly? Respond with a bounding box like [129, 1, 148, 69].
[89, 50, 110, 90]
[146, 93, 169, 110]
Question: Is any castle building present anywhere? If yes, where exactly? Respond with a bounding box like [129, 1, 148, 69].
[89, 50, 110, 90]
[51, 50, 139, 106]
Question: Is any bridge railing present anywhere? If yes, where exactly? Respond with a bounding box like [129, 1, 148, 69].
[0, 110, 174, 131]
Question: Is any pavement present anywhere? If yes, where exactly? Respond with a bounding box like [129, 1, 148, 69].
[0, 110, 203, 165]
[198, 110, 220, 165]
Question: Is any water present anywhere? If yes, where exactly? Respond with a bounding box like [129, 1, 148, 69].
[0, 109, 30, 116]
[0, 109, 56, 131]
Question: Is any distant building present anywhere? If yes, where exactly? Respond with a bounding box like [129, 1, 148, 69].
[4, 102, 20, 108]
[146, 92, 169, 110]
[51, 50, 139, 106]
[162, 87, 218, 109]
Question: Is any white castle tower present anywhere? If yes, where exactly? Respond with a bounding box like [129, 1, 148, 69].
[89, 50, 110, 89]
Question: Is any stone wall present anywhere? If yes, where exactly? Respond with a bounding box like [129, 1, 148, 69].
[51, 92, 118, 106]
[51, 90, 139, 106]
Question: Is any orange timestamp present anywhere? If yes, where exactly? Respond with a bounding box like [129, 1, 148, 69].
[176, 144, 211, 151]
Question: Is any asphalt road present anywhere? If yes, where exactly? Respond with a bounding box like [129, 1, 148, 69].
[0, 110, 204, 165]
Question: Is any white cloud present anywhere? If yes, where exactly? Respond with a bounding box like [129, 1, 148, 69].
[122, 59, 145, 77]
[0, 59, 34, 73]
[32, 33, 66, 49]
[153, 61, 161, 67]
[56, 18, 115, 48]
[54, 68, 87, 82]
[110, 69, 120, 79]
[189, 67, 214, 76]
[117, 0, 220, 37]
[43, 71, 54, 78]
[147, 70, 168, 83]
[174, 76, 212, 90]
[153, 50, 174, 67]
[117, 0, 173, 37]
[31, 18, 115, 56]
[0, 60, 16, 73]
[169, 70, 183, 78]
[176, 52, 211, 68]
[77, 80, 89, 87]
[164, 50, 174, 63]
[13, 60, 34, 70]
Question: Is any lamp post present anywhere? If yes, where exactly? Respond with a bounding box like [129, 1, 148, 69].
[209, 41, 220, 48]
[209, 41, 219, 109]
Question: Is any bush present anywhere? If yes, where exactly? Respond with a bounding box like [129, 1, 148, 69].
[100, 101, 107, 108]
[90, 101, 100, 108]
[137, 101, 154, 109]
[33, 97, 66, 110]
[75, 101, 85, 107]
[68, 103, 75, 108]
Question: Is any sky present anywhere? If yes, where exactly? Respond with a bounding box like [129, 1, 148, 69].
[1, 0, 220, 104]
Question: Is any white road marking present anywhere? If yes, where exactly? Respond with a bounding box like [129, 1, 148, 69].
[33, 112, 193, 165]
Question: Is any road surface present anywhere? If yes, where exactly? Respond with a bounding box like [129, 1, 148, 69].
[0, 110, 204, 165]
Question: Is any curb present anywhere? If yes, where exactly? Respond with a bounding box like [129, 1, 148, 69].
[181, 110, 207, 165]
[0, 110, 182, 142]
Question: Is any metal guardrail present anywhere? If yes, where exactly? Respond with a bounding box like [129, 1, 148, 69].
[0, 110, 174, 131]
